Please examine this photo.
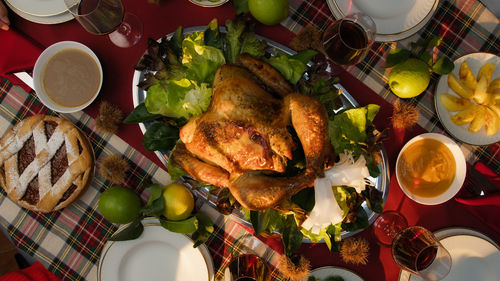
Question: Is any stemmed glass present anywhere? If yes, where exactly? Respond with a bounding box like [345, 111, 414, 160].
[373, 211, 452, 281]
[64, 0, 143, 48]
[321, 13, 376, 66]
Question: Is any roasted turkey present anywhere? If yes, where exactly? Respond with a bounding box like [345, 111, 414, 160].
[171, 54, 334, 210]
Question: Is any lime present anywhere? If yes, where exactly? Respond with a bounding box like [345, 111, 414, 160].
[248, 0, 289, 26]
[98, 186, 141, 224]
[388, 58, 431, 98]
[162, 183, 195, 221]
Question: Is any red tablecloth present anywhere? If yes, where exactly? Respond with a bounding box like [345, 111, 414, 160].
[2, 1, 499, 280]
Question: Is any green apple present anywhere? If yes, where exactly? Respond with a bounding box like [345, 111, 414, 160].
[388, 58, 431, 98]
[248, 0, 289, 26]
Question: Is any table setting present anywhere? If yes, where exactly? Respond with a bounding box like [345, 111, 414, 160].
[0, 0, 499, 281]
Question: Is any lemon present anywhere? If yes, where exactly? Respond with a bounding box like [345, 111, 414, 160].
[388, 58, 431, 98]
[248, 0, 289, 26]
[98, 186, 142, 224]
[162, 183, 195, 221]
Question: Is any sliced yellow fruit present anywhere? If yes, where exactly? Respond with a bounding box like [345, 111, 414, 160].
[448, 73, 474, 98]
[469, 105, 486, 133]
[473, 75, 490, 104]
[440, 93, 473, 112]
[450, 104, 478, 125]
[488, 77, 500, 93]
[487, 104, 500, 119]
[484, 106, 500, 136]
[477, 62, 495, 86]
[459, 61, 477, 90]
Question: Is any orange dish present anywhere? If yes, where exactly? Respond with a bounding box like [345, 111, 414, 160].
[397, 138, 456, 198]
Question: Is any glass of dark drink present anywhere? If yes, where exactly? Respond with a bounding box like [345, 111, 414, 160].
[64, 0, 143, 48]
[224, 254, 271, 281]
[322, 13, 376, 66]
[392, 226, 452, 281]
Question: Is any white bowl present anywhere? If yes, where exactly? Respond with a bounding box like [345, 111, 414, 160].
[396, 133, 466, 205]
[33, 41, 102, 113]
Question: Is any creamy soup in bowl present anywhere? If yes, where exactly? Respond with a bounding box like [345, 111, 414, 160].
[396, 133, 466, 205]
[33, 41, 102, 113]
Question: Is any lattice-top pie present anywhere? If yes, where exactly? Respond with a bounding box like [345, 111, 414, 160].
[0, 115, 94, 212]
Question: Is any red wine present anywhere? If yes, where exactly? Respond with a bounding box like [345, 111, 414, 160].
[391, 226, 438, 272]
[225, 254, 271, 281]
[323, 20, 368, 65]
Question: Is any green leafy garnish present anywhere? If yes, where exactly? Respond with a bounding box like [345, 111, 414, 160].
[265, 50, 317, 84]
[142, 122, 179, 152]
[385, 35, 454, 75]
[144, 79, 212, 119]
[123, 102, 162, 124]
[182, 32, 226, 83]
[109, 218, 144, 241]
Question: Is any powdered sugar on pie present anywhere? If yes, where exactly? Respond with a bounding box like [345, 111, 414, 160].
[0, 114, 94, 212]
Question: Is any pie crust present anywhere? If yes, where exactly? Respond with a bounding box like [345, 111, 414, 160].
[0, 114, 94, 212]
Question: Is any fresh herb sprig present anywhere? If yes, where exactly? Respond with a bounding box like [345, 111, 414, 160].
[384, 36, 454, 75]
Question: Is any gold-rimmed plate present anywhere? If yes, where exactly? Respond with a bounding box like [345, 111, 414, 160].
[326, 0, 439, 42]
[5, 0, 68, 17]
[434, 52, 500, 146]
[399, 227, 500, 281]
[310, 266, 364, 281]
[98, 218, 214, 281]
[4, 1, 73, 25]
[188, 0, 229, 8]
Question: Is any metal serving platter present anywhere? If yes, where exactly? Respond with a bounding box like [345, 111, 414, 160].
[131, 26, 390, 240]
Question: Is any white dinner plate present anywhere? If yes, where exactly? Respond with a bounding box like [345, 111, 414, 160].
[5, 0, 68, 17]
[399, 227, 500, 281]
[188, 0, 229, 8]
[434, 52, 500, 145]
[326, 0, 439, 42]
[310, 266, 364, 281]
[98, 219, 214, 281]
[5, 1, 74, 25]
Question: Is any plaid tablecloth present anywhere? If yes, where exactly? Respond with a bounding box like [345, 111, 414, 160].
[282, 0, 500, 172]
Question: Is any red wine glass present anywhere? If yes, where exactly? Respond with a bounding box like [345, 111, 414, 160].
[322, 13, 376, 66]
[64, 0, 143, 48]
[373, 211, 452, 280]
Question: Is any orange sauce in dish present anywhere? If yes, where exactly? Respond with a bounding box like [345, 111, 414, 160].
[397, 138, 456, 198]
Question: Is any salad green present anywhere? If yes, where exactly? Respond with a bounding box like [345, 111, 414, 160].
[126, 15, 384, 256]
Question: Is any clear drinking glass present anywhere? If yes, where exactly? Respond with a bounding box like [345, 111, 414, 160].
[322, 13, 376, 66]
[373, 210, 408, 247]
[64, 0, 143, 48]
[223, 254, 271, 281]
[391, 226, 452, 281]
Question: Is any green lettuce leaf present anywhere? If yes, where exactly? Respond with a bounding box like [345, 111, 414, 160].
[265, 50, 316, 84]
[224, 17, 246, 63]
[144, 78, 211, 120]
[182, 32, 226, 83]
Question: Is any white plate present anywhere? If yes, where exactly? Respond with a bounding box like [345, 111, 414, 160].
[98, 219, 214, 281]
[395, 133, 466, 205]
[399, 228, 500, 281]
[326, 0, 439, 42]
[5, 0, 68, 17]
[435, 52, 500, 145]
[188, 0, 229, 8]
[5, 1, 73, 25]
[310, 266, 364, 281]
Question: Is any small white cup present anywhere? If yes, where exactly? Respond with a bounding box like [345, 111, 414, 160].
[396, 133, 466, 205]
[33, 41, 103, 113]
